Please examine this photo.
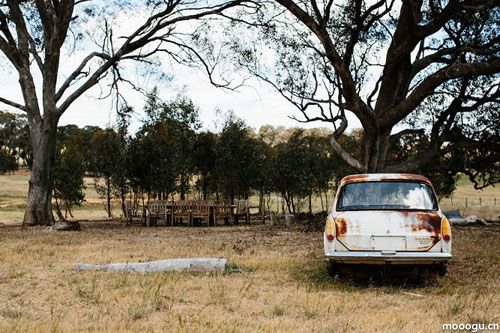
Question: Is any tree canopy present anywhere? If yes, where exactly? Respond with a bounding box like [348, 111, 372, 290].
[218, 0, 499, 188]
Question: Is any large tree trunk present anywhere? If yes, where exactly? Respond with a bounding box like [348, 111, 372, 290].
[23, 117, 58, 226]
[361, 127, 392, 173]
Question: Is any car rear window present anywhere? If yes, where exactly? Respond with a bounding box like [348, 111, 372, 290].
[336, 181, 438, 211]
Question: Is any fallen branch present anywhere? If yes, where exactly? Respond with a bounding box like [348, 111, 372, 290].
[449, 215, 490, 226]
[45, 221, 81, 231]
[74, 258, 227, 272]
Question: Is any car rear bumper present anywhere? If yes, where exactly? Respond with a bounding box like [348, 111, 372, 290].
[325, 251, 451, 265]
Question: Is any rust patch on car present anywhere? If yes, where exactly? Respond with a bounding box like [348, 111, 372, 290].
[336, 217, 347, 237]
[398, 210, 411, 218]
[411, 212, 441, 244]
[378, 174, 432, 184]
[342, 174, 370, 182]
[341, 173, 433, 186]
[340, 174, 369, 186]
[404, 174, 432, 185]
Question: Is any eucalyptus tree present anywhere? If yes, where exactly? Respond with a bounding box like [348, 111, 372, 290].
[160, 96, 201, 199]
[0, 148, 17, 174]
[53, 140, 85, 220]
[272, 129, 312, 214]
[192, 131, 217, 200]
[90, 128, 122, 217]
[225, 0, 499, 184]
[215, 116, 261, 202]
[0, 111, 30, 165]
[127, 120, 178, 201]
[0, 0, 246, 225]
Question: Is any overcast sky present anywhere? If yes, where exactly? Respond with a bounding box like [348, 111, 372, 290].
[1, 59, 363, 134]
[0, 2, 365, 135]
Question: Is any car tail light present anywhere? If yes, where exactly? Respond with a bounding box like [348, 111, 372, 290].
[326, 218, 335, 242]
[442, 216, 452, 242]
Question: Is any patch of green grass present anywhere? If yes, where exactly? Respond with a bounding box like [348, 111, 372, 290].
[72, 274, 101, 304]
[7, 270, 25, 279]
[447, 302, 465, 318]
[0, 307, 23, 319]
[272, 306, 285, 316]
[127, 305, 152, 321]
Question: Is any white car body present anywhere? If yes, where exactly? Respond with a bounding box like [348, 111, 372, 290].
[324, 174, 452, 275]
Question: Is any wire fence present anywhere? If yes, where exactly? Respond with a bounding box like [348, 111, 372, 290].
[440, 197, 498, 207]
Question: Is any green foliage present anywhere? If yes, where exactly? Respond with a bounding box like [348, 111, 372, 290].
[128, 90, 201, 200]
[0, 111, 31, 167]
[127, 121, 177, 198]
[90, 129, 122, 178]
[160, 96, 200, 198]
[79, 126, 103, 172]
[0, 149, 17, 174]
[90, 128, 124, 217]
[192, 131, 218, 199]
[214, 116, 261, 200]
[53, 142, 86, 217]
[56, 124, 102, 174]
[271, 129, 334, 213]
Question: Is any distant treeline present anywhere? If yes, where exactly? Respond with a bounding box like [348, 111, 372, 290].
[0, 92, 357, 218]
[0, 91, 474, 218]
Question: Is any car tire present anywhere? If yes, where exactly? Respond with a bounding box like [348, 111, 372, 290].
[327, 260, 337, 277]
[437, 264, 447, 277]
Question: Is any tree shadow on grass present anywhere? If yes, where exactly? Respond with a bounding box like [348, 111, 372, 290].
[79, 220, 132, 230]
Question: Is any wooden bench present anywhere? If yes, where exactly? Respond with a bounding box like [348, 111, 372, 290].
[144, 199, 249, 227]
[235, 199, 250, 224]
[171, 200, 194, 226]
[124, 200, 146, 225]
[147, 201, 173, 227]
[212, 201, 233, 225]
[190, 200, 214, 226]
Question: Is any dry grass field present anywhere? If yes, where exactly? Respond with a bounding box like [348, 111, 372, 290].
[0, 171, 122, 225]
[0, 170, 499, 332]
[439, 176, 500, 221]
[0, 223, 498, 332]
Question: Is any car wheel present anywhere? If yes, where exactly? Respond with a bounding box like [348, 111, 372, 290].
[437, 264, 447, 277]
[327, 260, 337, 277]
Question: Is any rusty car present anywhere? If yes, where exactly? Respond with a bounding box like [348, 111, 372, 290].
[324, 173, 452, 277]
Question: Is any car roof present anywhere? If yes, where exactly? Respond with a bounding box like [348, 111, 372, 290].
[339, 173, 433, 187]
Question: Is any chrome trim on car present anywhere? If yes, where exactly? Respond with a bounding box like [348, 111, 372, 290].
[325, 251, 451, 264]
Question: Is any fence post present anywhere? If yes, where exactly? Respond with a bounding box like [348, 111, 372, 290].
[479, 197, 481, 207]
[465, 197, 468, 207]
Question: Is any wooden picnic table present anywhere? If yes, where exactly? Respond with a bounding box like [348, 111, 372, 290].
[145, 200, 247, 227]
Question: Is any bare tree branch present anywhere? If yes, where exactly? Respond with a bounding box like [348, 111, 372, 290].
[56, 52, 110, 101]
[58, 0, 246, 114]
[330, 135, 364, 172]
[389, 59, 500, 126]
[0, 96, 26, 111]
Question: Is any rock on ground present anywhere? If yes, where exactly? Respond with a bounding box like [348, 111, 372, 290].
[74, 258, 228, 272]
